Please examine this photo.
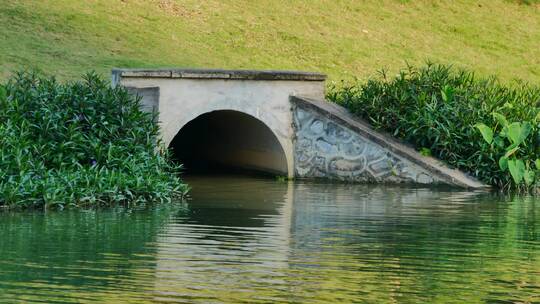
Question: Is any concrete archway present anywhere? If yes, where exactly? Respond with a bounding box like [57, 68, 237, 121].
[113, 69, 327, 179]
[169, 110, 289, 175]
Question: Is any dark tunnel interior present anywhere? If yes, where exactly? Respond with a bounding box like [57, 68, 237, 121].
[169, 110, 288, 176]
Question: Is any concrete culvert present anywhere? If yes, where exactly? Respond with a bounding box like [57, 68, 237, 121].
[169, 110, 288, 176]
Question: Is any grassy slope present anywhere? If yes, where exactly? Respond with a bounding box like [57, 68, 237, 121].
[0, 0, 539, 82]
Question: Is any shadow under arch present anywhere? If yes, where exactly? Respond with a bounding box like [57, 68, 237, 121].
[169, 110, 289, 176]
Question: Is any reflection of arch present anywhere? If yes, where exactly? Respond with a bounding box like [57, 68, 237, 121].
[169, 110, 289, 175]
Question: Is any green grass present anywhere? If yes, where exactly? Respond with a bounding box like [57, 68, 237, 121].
[0, 0, 539, 83]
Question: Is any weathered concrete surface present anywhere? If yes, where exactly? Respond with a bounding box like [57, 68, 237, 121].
[112, 68, 326, 178]
[291, 96, 487, 188]
[113, 68, 326, 82]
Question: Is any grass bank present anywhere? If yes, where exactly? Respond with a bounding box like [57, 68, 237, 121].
[0, 0, 539, 82]
[0, 72, 188, 210]
[328, 63, 540, 192]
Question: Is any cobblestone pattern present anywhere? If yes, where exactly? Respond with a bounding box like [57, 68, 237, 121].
[293, 105, 442, 184]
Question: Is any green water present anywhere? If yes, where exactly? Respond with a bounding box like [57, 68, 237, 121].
[0, 176, 538, 303]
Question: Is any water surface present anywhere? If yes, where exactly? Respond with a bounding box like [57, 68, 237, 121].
[0, 176, 538, 303]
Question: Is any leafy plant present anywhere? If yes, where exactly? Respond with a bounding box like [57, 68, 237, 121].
[0, 71, 188, 210]
[419, 147, 432, 157]
[476, 114, 538, 190]
[327, 63, 540, 191]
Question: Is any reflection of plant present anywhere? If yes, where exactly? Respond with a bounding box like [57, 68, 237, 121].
[275, 175, 288, 183]
[0, 205, 182, 301]
[476, 113, 539, 191]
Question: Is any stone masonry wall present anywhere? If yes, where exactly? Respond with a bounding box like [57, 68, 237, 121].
[293, 102, 444, 184]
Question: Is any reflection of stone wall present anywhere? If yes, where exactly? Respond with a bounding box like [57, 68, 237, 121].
[293, 102, 442, 184]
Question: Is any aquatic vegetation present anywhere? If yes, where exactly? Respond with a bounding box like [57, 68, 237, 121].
[327, 63, 540, 190]
[0, 72, 188, 210]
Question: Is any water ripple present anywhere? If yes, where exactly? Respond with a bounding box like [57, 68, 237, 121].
[0, 176, 538, 303]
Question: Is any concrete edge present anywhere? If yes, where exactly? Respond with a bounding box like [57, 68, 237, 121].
[291, 95, 490, 189]
[111, 68, 327, 81]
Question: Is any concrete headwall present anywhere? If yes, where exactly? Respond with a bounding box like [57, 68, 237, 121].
[112, 69, 327, 178]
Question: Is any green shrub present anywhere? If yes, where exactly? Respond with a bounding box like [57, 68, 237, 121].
[0, 72, 188, 210]
[327, 63, 539, 191]
[476, 114, 540, 190]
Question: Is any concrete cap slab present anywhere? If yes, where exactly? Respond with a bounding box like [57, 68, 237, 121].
[112, 68, 327, 81]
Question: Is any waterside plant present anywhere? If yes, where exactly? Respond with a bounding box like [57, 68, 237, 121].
[327, 63, 539, 192]
[476, 116, 539, 192]
[0, 72, 188, 210]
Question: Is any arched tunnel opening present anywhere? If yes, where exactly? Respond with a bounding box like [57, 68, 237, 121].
[169, 110, 288, 176]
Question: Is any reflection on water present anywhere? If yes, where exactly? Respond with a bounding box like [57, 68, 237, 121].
[0, 175, 538, 303]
